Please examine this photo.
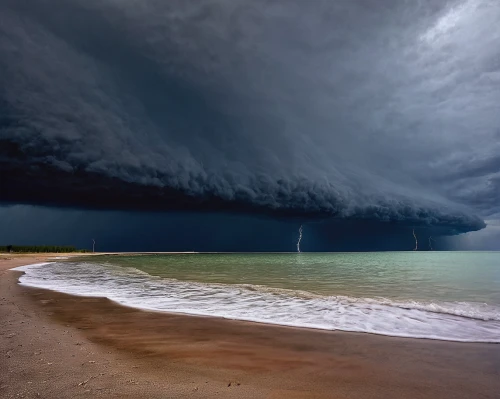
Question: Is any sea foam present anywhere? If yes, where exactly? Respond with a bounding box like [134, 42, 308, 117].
[13, 262, 500, 343]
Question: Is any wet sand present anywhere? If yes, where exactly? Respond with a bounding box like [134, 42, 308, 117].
[1, 254, 499, 398]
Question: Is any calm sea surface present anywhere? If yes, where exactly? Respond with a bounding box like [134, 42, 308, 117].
[15, 252, 500, 342]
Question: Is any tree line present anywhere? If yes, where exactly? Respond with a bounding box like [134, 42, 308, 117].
[0, 245, 89, 253]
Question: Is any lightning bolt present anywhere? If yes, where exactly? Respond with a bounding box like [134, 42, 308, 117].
[412, 229, 418, 251]
[429, 236, 435, 251]
[92, 238, 96, 253]
[297, 225, 303, 253]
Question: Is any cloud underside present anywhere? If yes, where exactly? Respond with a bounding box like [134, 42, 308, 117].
[1, 0, 498, 236]
[1, 152, 485, 235]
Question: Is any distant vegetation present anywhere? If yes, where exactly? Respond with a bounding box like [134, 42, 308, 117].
[0, 245, 89, 253]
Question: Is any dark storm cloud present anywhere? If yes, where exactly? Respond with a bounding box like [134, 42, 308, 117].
[0, 205, 458, 252]
[1, 0, 498, 234]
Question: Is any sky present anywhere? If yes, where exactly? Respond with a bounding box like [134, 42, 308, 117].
[1, 0, 499, 251]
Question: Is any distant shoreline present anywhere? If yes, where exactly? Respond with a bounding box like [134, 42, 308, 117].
[3, 251, 500, 258]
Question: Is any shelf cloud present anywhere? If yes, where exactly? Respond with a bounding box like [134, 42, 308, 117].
[2, 0, 499, 237]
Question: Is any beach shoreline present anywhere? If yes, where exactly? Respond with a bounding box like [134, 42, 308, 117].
[1, 254, 499, 398]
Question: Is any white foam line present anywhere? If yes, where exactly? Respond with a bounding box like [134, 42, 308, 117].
[12, 262, 54, 271]
[13, 261, 500, 343]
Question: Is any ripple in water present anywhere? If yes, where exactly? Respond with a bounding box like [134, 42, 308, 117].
[14, 261, 500, 343]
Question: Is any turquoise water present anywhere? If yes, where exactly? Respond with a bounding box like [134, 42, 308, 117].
[105, 252, 500, 303]
[15, 252, 500, 342]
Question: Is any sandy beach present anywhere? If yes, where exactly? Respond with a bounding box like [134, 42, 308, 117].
[1, 254, 499, 398]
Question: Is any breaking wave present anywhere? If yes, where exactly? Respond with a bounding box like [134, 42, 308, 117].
[13, 262, 500, 343]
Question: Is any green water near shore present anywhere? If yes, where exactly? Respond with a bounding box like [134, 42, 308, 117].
[97, 252, 500, 304]
[17, 252, 500, 341]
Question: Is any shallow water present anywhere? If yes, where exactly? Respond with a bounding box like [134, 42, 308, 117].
[15, 252, 500, 342]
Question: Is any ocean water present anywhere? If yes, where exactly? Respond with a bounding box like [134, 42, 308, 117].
[14, 252, 500, 342]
